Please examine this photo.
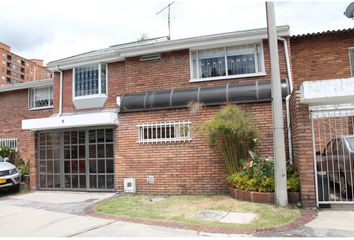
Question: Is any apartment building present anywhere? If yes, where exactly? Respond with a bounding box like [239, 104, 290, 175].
[0, 26, 353, 207]
[0, 42, 52, 85]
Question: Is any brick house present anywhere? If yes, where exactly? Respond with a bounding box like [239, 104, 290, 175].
[1, 25, 353, 207]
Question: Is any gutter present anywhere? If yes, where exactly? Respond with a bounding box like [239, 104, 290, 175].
[278, 37, 293, 165]
[55, 66, 63, 117]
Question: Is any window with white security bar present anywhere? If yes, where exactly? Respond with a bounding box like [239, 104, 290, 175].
[29, 86, 53, 109]
[74, 63, 107, 97]
[0, 138, 17, 150]
[138, 121, 192, 143]
[191, 43, 264, 81]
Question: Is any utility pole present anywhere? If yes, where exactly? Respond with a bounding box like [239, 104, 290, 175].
[265, 1, 288, 207]
[156, 2, 175, 40]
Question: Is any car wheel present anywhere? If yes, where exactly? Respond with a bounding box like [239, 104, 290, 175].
[340, 174, 349, 198]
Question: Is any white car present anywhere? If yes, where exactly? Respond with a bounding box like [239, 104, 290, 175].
[0, 156, 20, 191]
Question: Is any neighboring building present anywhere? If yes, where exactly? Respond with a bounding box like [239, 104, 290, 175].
[1, 25, 353, 207]
[0, 42, 53, 85]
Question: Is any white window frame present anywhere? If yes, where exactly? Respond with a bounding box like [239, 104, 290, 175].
[137, 121, 192, 144]
[189, 42, 266, 82]
[349, 47, 354, 77]
[28, 86, 53, 110]
[0, 138, 18, 150]
[72, 63, 108, 100]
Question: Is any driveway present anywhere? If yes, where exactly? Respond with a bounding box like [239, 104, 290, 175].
[1, 192, 354, 237]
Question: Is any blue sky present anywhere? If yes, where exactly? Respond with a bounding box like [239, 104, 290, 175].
[0, 0, 352, 64]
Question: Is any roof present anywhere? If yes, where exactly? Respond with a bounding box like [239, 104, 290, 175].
[0, 79, 53, 93]
[291, 27, 354, 39]
[48, 25, 290, 70]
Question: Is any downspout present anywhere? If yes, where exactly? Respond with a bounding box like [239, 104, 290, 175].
[55, 66, 63, 117]
[278, 37, 293, 165]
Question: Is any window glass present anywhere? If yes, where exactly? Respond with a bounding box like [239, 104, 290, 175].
[74, 63, 107, 97]
[191, 43, 263, 80]
[226, 45, 256, 75]
[29, 87, 53, 109]
[198, 48, 225, 78]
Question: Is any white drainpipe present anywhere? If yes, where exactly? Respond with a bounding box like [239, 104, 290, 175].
[278, 37, 294, 165]
[55, 66, 63, 117]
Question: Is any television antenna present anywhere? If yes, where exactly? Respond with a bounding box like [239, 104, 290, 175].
[156, 2, 175, 40]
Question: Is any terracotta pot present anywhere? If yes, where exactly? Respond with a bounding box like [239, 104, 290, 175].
[229, 186, 300, 205]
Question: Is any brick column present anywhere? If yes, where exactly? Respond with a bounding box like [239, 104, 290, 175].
[289, 90, 316, 207]
[27, 132, 37, 191]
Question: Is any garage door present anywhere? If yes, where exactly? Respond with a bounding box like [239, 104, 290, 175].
[37, 128, 115, 191]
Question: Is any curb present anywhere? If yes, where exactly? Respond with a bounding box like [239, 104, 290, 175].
[84, 196, 317, 235]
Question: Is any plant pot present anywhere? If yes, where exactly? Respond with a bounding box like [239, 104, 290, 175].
[229, 186, 300, 205]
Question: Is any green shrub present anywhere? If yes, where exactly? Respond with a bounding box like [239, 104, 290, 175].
[241, 151, 274, 181]
[197, 104, 258, 174]
[16, 160, 29, 176]
[287, 171, 300, 192]
[0, 146, 16, 161]
[227, 151, 300, 193]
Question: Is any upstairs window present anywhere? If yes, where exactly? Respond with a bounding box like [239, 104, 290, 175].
[29, 86, 53, 109]
[191, 43, 264, 81]
[74, 63, 107, 97]
[350, 48, 354, 77]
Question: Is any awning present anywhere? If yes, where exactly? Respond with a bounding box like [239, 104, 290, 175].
[22, 111, 118, 131]
[300, 77, 354, 105]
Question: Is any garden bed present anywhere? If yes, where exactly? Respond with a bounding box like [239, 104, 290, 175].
[228, 187, 300, 204]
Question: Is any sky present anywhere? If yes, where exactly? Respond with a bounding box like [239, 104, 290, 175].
[0, 0, 353, 64]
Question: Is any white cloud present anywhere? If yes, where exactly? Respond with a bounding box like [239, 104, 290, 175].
[0, 0, 352, 64]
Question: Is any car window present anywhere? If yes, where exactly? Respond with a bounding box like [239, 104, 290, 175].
[0, 156, 3, 162]
[347, 137, 354, 151]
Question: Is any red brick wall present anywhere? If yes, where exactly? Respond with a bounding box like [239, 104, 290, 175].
[0, 89, 53, 190]
[47, 39, 291, 194]
[116, 102, 280, 194]
[54, 39, 289, 114]
[290, 32, 354, 89]
[289, 90, 316, 207]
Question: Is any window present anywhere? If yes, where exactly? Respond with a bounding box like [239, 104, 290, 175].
[137, 121, 191, 143]
[29, 86, 53, 109]
[0, 138, 17, 150]
[74, 63, 107, 97]
[191, 43, 264, 81]
[350, 48, 354, 77]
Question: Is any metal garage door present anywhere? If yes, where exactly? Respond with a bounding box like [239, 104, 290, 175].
[37, 128, 115, 191]
[311, 109, 354, 205]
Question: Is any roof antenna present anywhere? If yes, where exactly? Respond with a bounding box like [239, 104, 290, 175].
[156, 2, 175, 40]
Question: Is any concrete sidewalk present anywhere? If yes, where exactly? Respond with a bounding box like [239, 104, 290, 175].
[1, 191, 354, 237]
[0, 192, 244, 237]
[257, 209, 354, 237]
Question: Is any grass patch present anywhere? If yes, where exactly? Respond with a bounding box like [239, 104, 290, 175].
[96, 194, 302, 229]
